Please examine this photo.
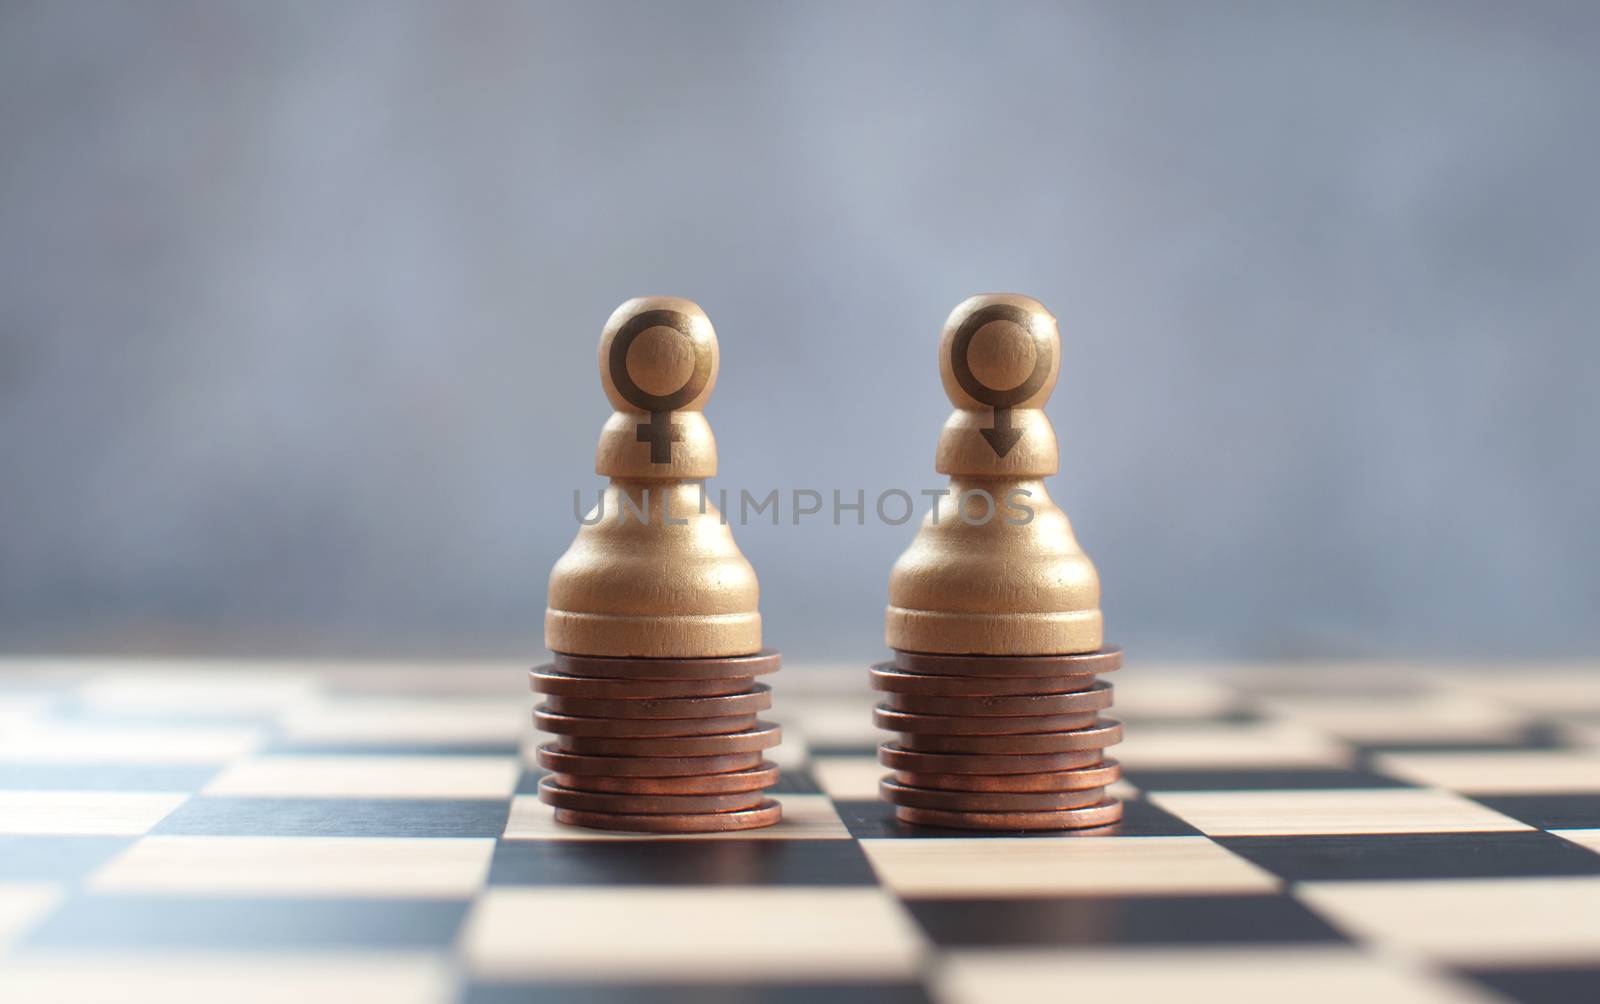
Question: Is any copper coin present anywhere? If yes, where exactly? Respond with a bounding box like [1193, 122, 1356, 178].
[552, 762, 780, 795]
[543, 686, 771, 720]
[874, 705, 1100, 735]
[894, 759, 1122, 793]
[870, 665, 1098, 697]
[535, 708, 757, 737]
[881, 778, 1108, 812]
[891, 646, 1122, 678]
[878, 744, 1103, 775]
[555, 799, 783, 833]
[539, 777, 767, 814]
[883, 682, 1113, 717]
[557, 722, 782, 757]
[536, 744, 762, 777]
[895, 798, 1123, 831]
[552, 650, 781, 681]
[896, 719, 1122, 755]
[532, 668, 757, 699]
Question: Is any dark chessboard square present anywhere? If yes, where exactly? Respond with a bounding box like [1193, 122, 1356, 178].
[1513, 720, 1572, 749]
[906, 894, 1346, 948]
[0, 763, 219, 791]
[1101, 797, 1202, 837]
[488, 838, 877, 887]
[0, 836, 133, 880]
[833, 797, 1198, 839]
[834, 799, 917, 840]
[465, 982, 933, 1004]
[24, 895, 469, 950]
[1218, 831, 1600, 882]
[1471, 795, 1600, 830]
[1126, 768, 1414, 791]
[767, 768, 823, 795]
[151, 797, 510, 837]
[806, 743, 881, 758]
[1459, 965, 1600, 1004]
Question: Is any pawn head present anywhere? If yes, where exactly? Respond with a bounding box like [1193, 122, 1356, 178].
[938, 293, 1061, 412]
[599, 297, 719, 416]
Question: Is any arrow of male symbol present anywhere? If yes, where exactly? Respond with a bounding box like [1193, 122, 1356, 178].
[949, 303, 1053, 460]
[979, 407, 1025, 458]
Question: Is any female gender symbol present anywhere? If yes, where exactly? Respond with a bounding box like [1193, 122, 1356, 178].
[948, 302, 1053, 457]
[607, 309, 715, 464]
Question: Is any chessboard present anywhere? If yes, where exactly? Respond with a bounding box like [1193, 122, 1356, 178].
[1, 658, 1597, 1003]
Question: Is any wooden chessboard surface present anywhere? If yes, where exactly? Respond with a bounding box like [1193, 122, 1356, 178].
[1, 657, 1598, 1003]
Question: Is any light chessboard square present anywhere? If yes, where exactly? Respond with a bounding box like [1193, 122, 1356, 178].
[1115, 721, 1351, 770]
[91, 836, 495, 898]
[76, 667, 321, 715]
[1298, 876, 1600, 964]
[317, 662, 523, 697]
[0, 953, 454, 1004]
[763, 732, 810, 769]
[1450, 668, 1600, 714]
[501, 793, 849, 841]
[0, 724, 260, 764]
[1107, 672, 1239, 718]
[0, 883, 60, 949]
[0, 696, 49, 730]
[1373, 751, 1600, 794]
[0, 791, 189, 835]
[1225, 663, 1435, 695]
[860, 835, 1279, 898]
[203, 755, 519, 799]
[1257, 692, 1527, 744]
[811, 756, 884, 800]
[1148, 788, 1532, 836]
[463, 886, 924, 980]
[774, 697, 883, 746]
[938, 946, 1493, 1004]
[281, 698, 524, 745]
[767, 664, 868, 698]
[1553, 829, 1600, 857]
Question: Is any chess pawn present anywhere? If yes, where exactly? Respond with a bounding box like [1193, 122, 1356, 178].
[545, 298, 762, 658]
[886, 294, 1103, 655]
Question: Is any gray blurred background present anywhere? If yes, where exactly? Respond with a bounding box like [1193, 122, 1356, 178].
[3, 0, 1597, 663]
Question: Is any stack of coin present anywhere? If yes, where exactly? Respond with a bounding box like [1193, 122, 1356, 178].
[872, 646, 1123, 830]
[531, 650, 783, 832]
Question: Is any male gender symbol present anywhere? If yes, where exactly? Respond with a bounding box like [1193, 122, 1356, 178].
[607, 309, 714, 464]
[948, 302, 1054, 458]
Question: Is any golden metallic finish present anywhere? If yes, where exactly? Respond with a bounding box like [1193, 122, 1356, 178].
[545, 298, 762, 658]
[886, 294, 1103, 655]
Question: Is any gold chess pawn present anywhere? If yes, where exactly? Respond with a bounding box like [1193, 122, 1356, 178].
[537, 297, 781, 834]
[886, 293, 1103, 656]
[545, 297, 761, 659]
[875, 294, 1123, 832]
